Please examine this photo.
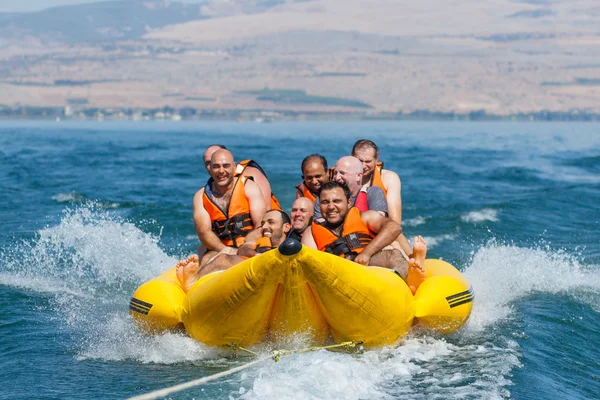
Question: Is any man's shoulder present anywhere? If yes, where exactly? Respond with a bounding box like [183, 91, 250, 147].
[244, 165, 268, 179]
[381, 168, 400, 182]
[365, 185, 388, 213]
[366, 185, 385, 197]
[193, 187, 207, 202]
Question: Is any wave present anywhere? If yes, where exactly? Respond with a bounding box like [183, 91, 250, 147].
[403, 216, 427, 227]
[421, 234, 455, 249]
[461, 208, 499, 223]
[51, 191, 120, 208]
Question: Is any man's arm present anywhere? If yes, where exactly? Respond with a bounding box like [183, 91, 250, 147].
[193, 189, 227, 252]
[382, 169, 402, 224]
[237, 228, 262, 257]
[244, 179, 267, 227]
[245, 166, 273, 208]
[355, 211, 402, 265]
[301, 226, 318, 249]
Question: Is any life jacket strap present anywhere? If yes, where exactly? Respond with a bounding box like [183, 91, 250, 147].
[255, 245, 274, 254]
[211, 213, 254, 247]
[325, 232, 372, 257]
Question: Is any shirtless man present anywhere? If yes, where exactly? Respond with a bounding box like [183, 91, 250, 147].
[295, 154, 329, 202]
[288, 197, 314, 241]
[177, 210, 292, 292]
[313, 156, 387, 220]
[204, 144, 278, 209]
[351, 139, 412, 253]
[302, 181, 426, 293]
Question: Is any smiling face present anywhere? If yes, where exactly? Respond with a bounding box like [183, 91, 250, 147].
[290, 197, 314, 233]
[334, 156, 363, 195]
[302, 159, 328, 194]
[352, 146, 378, 181]
[209, 149, 235, 189]
[319, 186, 351, 226]
[260, 210, 291, 246]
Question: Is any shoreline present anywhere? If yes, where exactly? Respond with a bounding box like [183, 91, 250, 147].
[1, 107, 600, 122]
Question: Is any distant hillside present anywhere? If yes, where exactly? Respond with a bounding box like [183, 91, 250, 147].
[0, 0, 599, 116]
[0, 1, 206, 43]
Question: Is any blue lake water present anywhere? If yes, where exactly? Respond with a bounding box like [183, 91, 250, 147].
[0, 120, 599, 399]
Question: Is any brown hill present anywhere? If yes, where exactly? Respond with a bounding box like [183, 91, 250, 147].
[1, 0, 600, 115]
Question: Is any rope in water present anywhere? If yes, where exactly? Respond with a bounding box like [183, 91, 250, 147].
[127, 341, 362, 400]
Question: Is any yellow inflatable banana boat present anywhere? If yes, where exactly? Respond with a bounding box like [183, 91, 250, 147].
[129, 240, 473, 348]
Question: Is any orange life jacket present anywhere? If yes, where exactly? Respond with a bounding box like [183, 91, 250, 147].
[369, 161, 387, 196]
[295, 182, 317, 202]
[236, 159, 282, 211]
[254, 236, 275, 254]
[311, 207, 374, 259]
[202, 175, 254, 248]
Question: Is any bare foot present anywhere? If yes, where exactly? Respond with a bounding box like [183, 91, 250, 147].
[407, 236, 427, 294]
[176, 255, 200, 293]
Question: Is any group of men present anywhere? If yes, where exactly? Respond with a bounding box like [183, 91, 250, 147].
[176, 140, 427, 294]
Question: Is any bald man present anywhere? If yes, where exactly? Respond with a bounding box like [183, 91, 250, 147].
[193, 148, 267, 264]
[313, 156, 387, 220]
[203, 144, 280, 210]
[288, 197, 314, 241]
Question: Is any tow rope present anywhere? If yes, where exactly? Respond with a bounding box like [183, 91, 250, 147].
[127, 341, 362, 400]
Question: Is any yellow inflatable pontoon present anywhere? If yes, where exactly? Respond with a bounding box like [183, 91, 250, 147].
[129, 239, 473, 348]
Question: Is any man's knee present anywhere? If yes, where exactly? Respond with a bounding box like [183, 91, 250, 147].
[382, 249, 408, 278]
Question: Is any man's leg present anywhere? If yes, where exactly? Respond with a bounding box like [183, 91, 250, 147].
[176, 253, 245, 293]
[368, 236, 427, 294]
[369, 249, 408, 278]
[199, 254, 244, 276]
[406, 236, 427, 294]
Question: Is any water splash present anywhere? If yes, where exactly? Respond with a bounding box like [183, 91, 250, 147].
[0, 204, 195, 364]
[0, 204, 174, 296]
[219, 336, 521, 400]
[462, 240, 600, 331]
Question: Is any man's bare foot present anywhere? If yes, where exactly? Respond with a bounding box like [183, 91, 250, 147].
[176, 255, 200, 293]
[407, 236, 427, 294]
[177, 254, 198, 269]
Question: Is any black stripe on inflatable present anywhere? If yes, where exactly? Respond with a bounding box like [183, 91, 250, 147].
[130, 297, 153, 309]
[446, 287, 473, 301]
[448, 296, 471, 306]
[129, 304, 150, 315]
[448, 297, 474, 308]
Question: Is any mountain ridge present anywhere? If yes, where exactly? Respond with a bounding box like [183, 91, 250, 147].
[1, 0, 599, 115]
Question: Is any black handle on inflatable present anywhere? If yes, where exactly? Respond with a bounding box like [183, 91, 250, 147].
[278, 238, 303, 256]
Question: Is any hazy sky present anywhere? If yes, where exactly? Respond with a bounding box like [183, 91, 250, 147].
[0, 0, 206, 13]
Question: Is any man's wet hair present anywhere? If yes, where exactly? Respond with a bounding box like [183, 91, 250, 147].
[266, 209, 291, 225]
[351, 139, 379, 158]
[301, 154, 328, 174]
[319, 181, 352, 200]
